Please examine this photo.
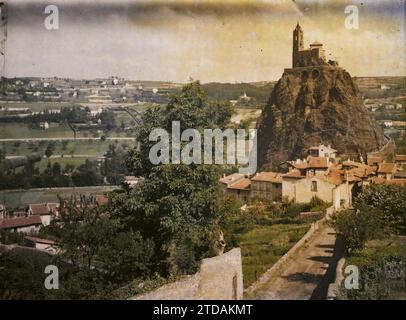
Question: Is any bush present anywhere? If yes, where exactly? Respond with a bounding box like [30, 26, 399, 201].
[339, 244, 406, 300]
[333, 185, 406, 252]
[333, 205, 390, 253]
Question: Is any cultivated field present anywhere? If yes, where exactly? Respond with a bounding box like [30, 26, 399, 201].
[0, 122, 74, 139]
[0, 185, 119, 208]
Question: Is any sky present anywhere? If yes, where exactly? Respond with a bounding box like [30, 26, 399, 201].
[2, 0, 405, 82]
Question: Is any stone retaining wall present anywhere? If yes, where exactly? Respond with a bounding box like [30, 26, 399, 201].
[245, 205, 335, 295]
[130, 248, 243, 300]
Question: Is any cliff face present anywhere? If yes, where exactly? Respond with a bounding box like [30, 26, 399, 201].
[256, 66, 385, 170]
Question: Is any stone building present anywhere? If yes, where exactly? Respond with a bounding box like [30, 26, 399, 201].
[281, 172, 352, 209]
[377, 163, 396, 179]
[0, 215, 43, 233]
[292, 23, 327, 68]
[308, 144, 337, 160]
[225, 178, 251, 202]
[250, 172, 282, 201]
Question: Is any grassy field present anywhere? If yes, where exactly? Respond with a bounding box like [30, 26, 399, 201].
[231, 108, 262, 128]
[114, 111, 136, 127]
[0, 122, 74, 139]
[34, 157, 99, 171]
[342, 236, 406, 300]
[2, 140, 134, 157]
[239, 222, 310, 288]
[0, 185, 119, 209]
[0, 101, 73, 112]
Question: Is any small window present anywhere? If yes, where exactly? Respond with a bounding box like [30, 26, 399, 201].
[311, 181, 318, 192]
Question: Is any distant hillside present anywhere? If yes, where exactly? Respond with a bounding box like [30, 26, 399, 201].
[353, 76, 406, 93]
[202, 82, 275, 102]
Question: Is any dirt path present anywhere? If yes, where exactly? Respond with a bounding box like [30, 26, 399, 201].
[249, 225, 343, 300]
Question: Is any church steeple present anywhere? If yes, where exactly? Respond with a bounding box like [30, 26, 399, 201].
[292, 23, 304, 67]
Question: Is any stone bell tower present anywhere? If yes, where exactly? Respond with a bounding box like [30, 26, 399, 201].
[292, 22, 304, 68]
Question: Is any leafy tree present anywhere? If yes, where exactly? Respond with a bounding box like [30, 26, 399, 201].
[333, 205, 387, 253]
[353, 184, 406, 234]
[48, 198, 155, 285]
[71, 159, 103, 186]
[112, 82, 235, 276]
[52, 162, 61, 176]
[332, 185, 406, 252]
[45, 143, 54, 158]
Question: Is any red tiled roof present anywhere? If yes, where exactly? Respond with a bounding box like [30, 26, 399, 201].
[395, 155, 406, 162]
[347, 166, 375, 178]
[308, 157, 329, 168]
[95, 195, 108, 205]
[371, 177, 406, 186]
[219, 173, 244, 184]
[29, 204, 50, 215]
[325, 172, 344, 185]
[0, 215, 42, 229]
[228, 178, 251, 190]
[377, 163, 396, 174]
[367, 156, 382, 165]
[251, 172, 282, 183]
[282, 170, 304, 179]
[287, 161, 308, 170]
[125, 176, 139, 181]
[25, 236, 55, 245]
[342, 160, 364, 168]
[47, 203, 59, 213]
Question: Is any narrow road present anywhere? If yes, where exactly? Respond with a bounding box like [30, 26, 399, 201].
[249, 225, 343, 300]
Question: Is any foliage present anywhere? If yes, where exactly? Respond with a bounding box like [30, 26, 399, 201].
[353, 184, 406, 234]
[112, 82, 235, 276]
[71, 159, 103, 186]
[0, 230, 25, 245]
[339, 242, 406, 300]
[332, 185, 406, 252]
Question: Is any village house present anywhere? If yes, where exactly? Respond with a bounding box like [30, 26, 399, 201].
[250, 172, 282, 201]
[367, 154, 383, 166]
[395, 154, 406, 166]
[225, 178, 251, 202]
[376, 163, 397, 179]
[370, 177, 406, 187]
[124, 176, 143, 188]
[281, 169, 352, 209]
[286, 156, 331, 177]
[340, 160, 376, 186]
[383, 120, 393, 128]
[39, 121, 49, 130]
[27, 203, 59, 226]
[0, 215, 43, 233]
[0, 204, 6, 219]
[94, 194, 109, 206]
[308, 144, 337, 160]
[24, 236, 59, 255]
[219, 173, 250, 202]
[219, 173, 245, 194]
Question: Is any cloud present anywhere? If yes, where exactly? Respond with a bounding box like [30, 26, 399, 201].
[3, 0, 405, 81]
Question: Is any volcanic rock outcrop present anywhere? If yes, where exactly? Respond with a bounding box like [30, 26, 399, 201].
[256, 65, 385, 170]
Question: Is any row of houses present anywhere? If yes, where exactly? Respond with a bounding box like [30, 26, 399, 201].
[0, 194, 109, 234]
[220, 144, 406, 210]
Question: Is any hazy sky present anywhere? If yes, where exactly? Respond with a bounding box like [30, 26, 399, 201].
[3, 0, 405, 82]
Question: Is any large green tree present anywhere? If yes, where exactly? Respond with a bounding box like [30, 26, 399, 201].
[111, 81, 235, 275]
